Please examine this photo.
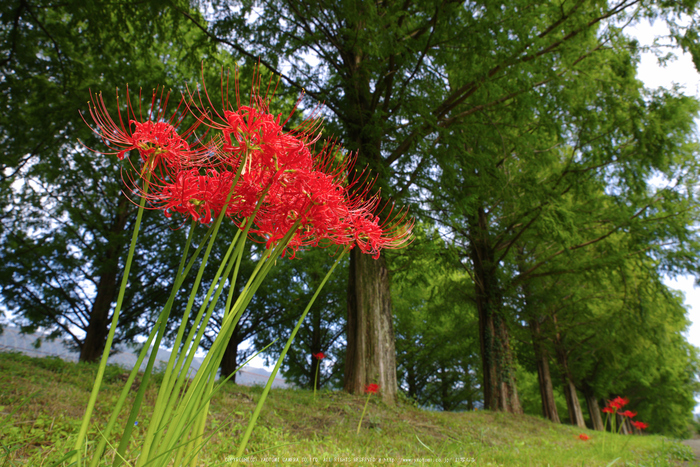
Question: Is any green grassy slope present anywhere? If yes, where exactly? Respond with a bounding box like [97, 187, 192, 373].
[0, 352, 694, 466]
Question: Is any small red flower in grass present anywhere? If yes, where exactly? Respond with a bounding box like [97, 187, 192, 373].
[579, 434, 590, 441]
[313, 352, 325, 360]
[620, 410, 637, 418]
[357, 383, 380, 434]
[602, 406, 614, 414]
[631, 421, 649, 430]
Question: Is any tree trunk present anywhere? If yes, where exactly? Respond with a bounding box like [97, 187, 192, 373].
[80, 272, 120, 362]
[219, 335, 240, 384]
[406, 362, 417, 400]
[618, 414, 630, 434]
[310, 296, 322, 390]
[440, 366, 450, 411]
[561, 376, 586, 428]
[79, 195, 130, 363]
[583, 389, 604, 431]
[470, 207, 522, 413]
[344, 247, 397, 404]
[553, 314, 586, 427]
[339, 12, 399, 404]
[530, 318, 560, 423]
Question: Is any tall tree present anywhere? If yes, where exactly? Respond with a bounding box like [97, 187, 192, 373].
[0, 0, 222, 361]
[544, 255, 700, 436]
[428, 20, 700, 411]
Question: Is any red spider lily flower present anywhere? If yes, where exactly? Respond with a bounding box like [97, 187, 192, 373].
[365, 383, 380, 395]
[631, 421, 648, 430]
[346, 203, 413, 259]
[620, 410, 637, 418]
[602, 406, 614, 414]
[579, 434, 590, 441]
[88, 67, 414, 253]
[312, 352, 325, 360]
[608, 396, 629, 410]
[84, 86, 202, 168]
[156, 169, 235, 224]
[187, 68, 414, 258]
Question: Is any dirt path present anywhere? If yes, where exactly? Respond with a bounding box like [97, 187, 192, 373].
[682, 439, 700, 465]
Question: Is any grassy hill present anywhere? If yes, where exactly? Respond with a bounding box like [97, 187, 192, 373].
[0, 352, 695, 466]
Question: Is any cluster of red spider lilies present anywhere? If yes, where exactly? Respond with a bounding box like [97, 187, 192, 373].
[603, 396, 649, 432]
[85, 70, 411, 259]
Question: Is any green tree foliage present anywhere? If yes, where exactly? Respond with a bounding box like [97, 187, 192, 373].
[0, 0, 223, 360]
[425, 12, 700, 412]
[544, 256, 700, 437]
[392, 226, 481, 410]
[251, 248, 348, 389]
[179, 0, 700, 409]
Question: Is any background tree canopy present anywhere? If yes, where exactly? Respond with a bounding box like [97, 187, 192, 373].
[1, 0, 700, 437]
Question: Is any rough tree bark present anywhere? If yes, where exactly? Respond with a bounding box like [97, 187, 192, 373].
[470, 206, 522, 413]
[79, 195, 131, 362]
[530, 317, 561, 423]
[340, 20, 399, 402]
[344, 247, 397, 404]
[220, 334, 241, 384]
[582, 385, 604, 431]
[553, 314, 586, 428]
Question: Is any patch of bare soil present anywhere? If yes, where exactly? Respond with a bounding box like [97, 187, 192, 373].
[681, 439, 700, 466]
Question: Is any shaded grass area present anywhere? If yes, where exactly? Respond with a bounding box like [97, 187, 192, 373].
[0, 351, 695, 466]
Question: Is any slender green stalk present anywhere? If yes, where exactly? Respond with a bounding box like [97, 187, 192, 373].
[111, 221, 215, 466]
[603, 413, 609, 454]
[356, 392, 373, 435]
[151, 235, 245, 463]
[86, 222, 202, 467]
[313, 362, 320, 399]
[233, 248, 349, 464]
[147, 190, 273, 465]
[138, 208, 233, 465]
[72, 173, 152, 466]
[139, 156, 247, 465]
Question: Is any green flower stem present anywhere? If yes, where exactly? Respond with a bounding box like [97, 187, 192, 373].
[147, 190, 273, 466]
[185, 373, 215, 466]
[617, 414, 626, 435]
[152, 215, 280, 466]
[222, 233, 247, 319]
[154, 243, 280, 464]
[138, 155, 247, 464]
[151, 233, 245, 462]
[137, 229, 222, 464]
[233, 247, 349, 464]
[151, 341, 278, 467]
[314, 360, 320, 399]
[112, 221, 217, 466]
[357, 392, 372, 435]
[72, 173, 152, 466]
[221, 219, 304, 336]
[183, 246, 249, 467]
[602, 414, 609, 454]
[87, 221, 203, 467]
[138, 199, 238, 465]
[159, 228, 242, 408]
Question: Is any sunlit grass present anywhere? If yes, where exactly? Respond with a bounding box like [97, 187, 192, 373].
[0, 352, 693, 466]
